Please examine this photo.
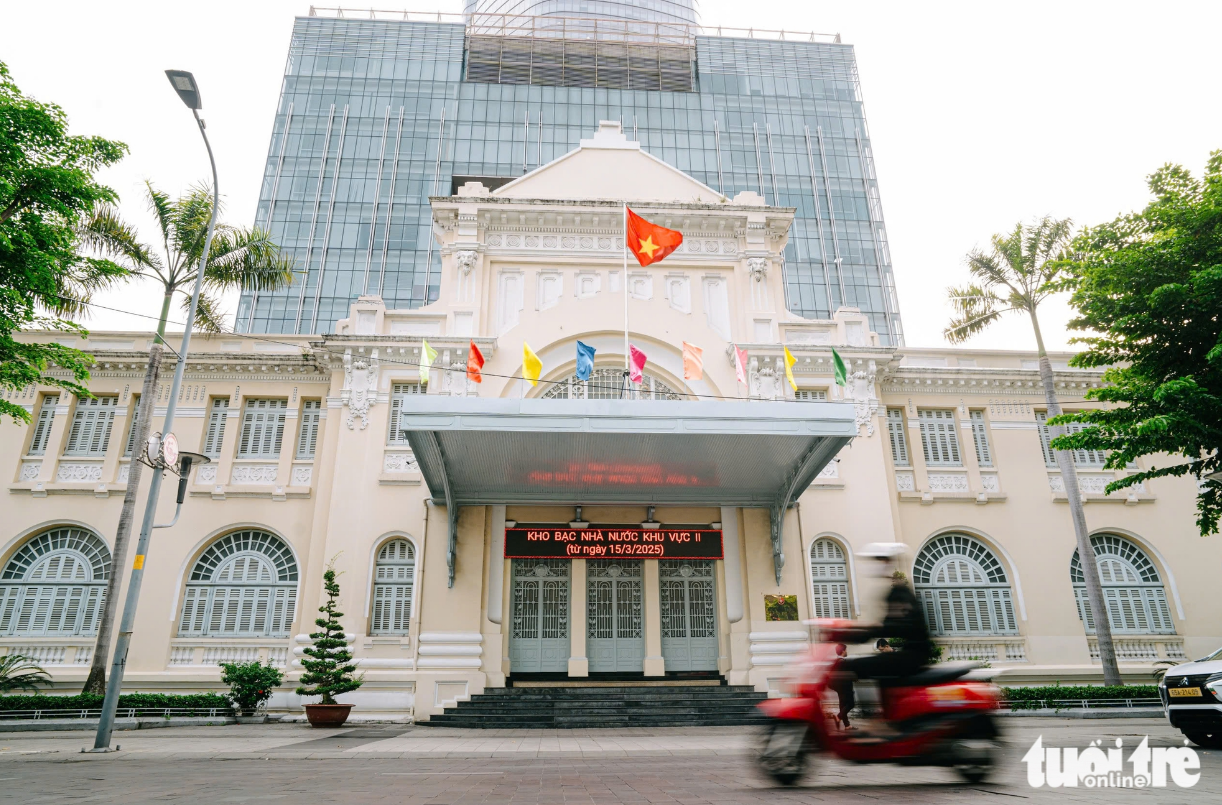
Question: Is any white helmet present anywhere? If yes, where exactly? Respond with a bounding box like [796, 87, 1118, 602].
[857, 542, 907, 559]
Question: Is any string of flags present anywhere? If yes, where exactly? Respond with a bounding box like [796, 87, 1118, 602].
[413, 207, 853, 394]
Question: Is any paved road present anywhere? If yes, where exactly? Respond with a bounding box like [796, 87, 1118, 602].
[0, 718, 1215, 803]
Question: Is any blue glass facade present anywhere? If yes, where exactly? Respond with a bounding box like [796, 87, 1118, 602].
[238, 15, 903, 344]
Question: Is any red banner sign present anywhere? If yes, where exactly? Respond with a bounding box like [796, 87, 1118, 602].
[504, 527, 723, 560]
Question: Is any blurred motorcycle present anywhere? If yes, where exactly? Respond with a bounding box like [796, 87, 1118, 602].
[755, 618, 1003, 786]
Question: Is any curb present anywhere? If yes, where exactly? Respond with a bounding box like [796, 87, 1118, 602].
[997, 708, 1164, 719]
[0, 716, 236, 733]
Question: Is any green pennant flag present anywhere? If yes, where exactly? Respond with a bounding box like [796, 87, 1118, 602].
[832, 348, 848, 387]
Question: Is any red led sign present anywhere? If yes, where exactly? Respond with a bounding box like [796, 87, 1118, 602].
[504, 527, 723, 560]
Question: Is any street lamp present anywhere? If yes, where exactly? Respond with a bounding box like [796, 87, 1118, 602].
[91, 70, 221, 752]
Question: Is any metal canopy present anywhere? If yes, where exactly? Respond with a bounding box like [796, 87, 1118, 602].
[398, 396, 856, 586]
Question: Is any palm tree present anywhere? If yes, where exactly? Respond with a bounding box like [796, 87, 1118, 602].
[81, 182, 294, 694]
[0, 653, 51, 693]
[944, 216, 1122, 686]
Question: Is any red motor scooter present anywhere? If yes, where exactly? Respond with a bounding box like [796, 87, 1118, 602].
[755, 619, 1003, 786]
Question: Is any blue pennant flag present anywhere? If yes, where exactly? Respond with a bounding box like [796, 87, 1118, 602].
[575, 341, 596, 381]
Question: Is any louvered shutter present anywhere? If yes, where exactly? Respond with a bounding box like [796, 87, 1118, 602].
[123, 396, 141, 456]
[237, 399, 288, 458]
[970, 410, 992, 466]
[918, 409, 962, 466]
[28, 395, 60, 456]
[886, 408, 909, 466]
[203, 398, 229, 458]
[1038, 411, 1108, 468]
[296, 400, 321, 459]
[65, 396, 118, 456]
[387, 384, 422, 445]
[795, 389, 827, 401]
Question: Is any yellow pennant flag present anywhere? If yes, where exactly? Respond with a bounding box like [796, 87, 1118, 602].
[420, 339, 438, 384]
[523, 341, 542, 386]
[783, 346, 798, 391]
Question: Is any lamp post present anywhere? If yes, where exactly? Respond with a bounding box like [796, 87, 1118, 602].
[91, 70, 220, 751]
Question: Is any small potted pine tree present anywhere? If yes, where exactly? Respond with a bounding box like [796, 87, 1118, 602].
[297, 566, 363, 727]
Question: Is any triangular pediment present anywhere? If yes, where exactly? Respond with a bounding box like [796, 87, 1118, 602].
[493, 121, 726, 204]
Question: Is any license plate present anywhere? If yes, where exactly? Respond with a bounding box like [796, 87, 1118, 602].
[1169, 687, 1201, 698]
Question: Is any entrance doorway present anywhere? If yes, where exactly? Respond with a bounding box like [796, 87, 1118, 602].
[509, 559, 570, 673]
[659, 559, 718, 671]
[587, 559, 644, 672]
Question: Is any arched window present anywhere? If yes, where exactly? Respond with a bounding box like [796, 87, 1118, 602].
[0, 527, 111, 636]
[809, 538, 851, 618]
[370, 538, 415, 635]
[542, 368, 684, 400]
[1070, 534, 1174, 634]
[913, 534, 1018, 636]
[178, 530, 298, 638]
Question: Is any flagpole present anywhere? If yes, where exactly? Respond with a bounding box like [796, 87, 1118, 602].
[622, 202, 630, 399]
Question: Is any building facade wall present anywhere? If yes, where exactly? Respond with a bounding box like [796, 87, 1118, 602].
[2, 127, 1216, 722]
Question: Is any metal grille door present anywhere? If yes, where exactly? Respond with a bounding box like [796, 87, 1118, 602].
[510, 559, 570, 672]
[587, 560, 643, 672]
[659, 560, 718, 671]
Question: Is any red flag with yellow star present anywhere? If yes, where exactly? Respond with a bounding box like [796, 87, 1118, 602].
[626, 207, 683, 267]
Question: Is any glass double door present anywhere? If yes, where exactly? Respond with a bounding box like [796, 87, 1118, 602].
[659, 559, 718, 672]
[509, 559, 570, 673]
[586, 560, 644, 673]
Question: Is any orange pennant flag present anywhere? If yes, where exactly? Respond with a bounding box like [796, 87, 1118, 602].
[467, 341, 485, 383]
[626, 207, 683, 267]
[682, 341, 703, 381]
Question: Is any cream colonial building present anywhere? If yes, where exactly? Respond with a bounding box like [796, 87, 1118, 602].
[2, 123, 1217, 720]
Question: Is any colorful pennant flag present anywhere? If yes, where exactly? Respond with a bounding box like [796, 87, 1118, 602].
[734, 345, 749, 386]
[682, 342, 703, 381]
[467, 341, 485, 383]
[831, 348, 848, 387]
[576, 341, 596, 381]
[523, 342, 542, 387]
[420, 339, 437, 385]
[626, 207, 683, 267]
[628, 344, 648, 384]
[783, 346, 798, 392]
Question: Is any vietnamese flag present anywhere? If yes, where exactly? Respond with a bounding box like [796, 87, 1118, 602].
[467, 341, 485, 383]
[626, 207, 683, 267]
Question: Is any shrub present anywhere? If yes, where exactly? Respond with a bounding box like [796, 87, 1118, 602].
[219, 661, 284, 716]
[296, 566, 363, 706]
[0, 692, 231, 713]
[1002, 684, 1160, 710]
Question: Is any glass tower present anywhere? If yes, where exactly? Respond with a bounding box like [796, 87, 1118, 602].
[464, 0, 700, 26]
[239, 7, 903, 345]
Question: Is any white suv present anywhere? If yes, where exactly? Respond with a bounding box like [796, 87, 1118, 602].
[1160, 645, 1222, 748]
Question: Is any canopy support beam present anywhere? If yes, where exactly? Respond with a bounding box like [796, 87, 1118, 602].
[769, 436, 844, 585]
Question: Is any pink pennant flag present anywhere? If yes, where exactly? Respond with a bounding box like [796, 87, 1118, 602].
[682, 342, 703, 381]
[629, 344, 648, 384]
[734, 345, 749, 385]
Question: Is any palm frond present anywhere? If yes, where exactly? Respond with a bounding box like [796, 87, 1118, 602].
[0, 653, 51, 694]
[202, 227, 296, 292]
[185, 290, 229, 334]
[944, 284, 1013, 344]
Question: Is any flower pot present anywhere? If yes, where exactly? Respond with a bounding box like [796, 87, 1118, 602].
[303, 703, 354, 727]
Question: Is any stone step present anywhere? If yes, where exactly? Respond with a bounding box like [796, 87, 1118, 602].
[424, 714, 769, 728]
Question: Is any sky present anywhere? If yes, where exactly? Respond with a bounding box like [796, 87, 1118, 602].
[3, 1, 1219, 352]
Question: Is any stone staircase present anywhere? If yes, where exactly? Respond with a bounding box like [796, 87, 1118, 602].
[422, 682, 771, 728]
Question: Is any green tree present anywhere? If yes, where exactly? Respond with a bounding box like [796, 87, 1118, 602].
[944, 217, 1123, 686]
[0, 60, 129, 423]
[1057, 152, 1222, 536]
[83, 186, 293, 694]
[296, 567, 363, 705]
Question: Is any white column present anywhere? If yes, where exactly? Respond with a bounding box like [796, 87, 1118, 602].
[643, 560, 665, 676]
[568, 559, 588, 676]
[720, 506, 744, 623]
[487, 505, 506, 624]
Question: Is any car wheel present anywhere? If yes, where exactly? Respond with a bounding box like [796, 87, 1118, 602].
[1184, 730, 1222, 749]
[756, 720, 810, 786]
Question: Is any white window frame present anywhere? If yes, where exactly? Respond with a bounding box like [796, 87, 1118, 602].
[177, 530, 298, 638]
[27, 394, 59, 456]
[808, 538, 851, 619]
[64, 395, 118, 456]
[886, 408, 909, 467]
[0, 527, 111, 636]
[913, 534, 1018, 636]
[295, 400, 321, 460]
[369, 538, 417, 635]
[794, 389, 827, 401]
[1071, 534, 1175, 634]
[1036, 411, 1107, 468]
[202, 398, 229, 458]
[236, 398, 287, 459]
[969, 410, 992, 467]
[918, 408, 962, 467]
[387, 383, 424, 445]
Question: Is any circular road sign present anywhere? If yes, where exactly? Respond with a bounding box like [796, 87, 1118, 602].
[162, 432, 179, 468]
